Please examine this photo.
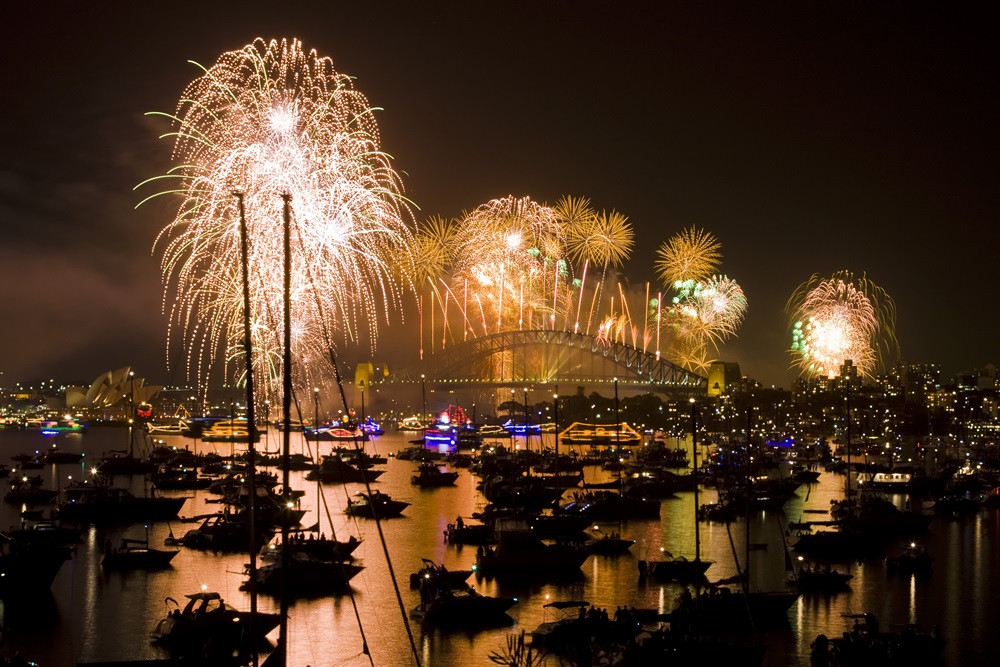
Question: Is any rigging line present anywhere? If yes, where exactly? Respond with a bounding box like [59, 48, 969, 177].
[294, 227, 421, 667]
[298, 420, 374, 665]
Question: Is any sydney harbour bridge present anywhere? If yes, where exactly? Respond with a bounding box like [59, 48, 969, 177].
[372, 329, 707, 396]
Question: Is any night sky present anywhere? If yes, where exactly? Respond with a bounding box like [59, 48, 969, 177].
[2, 2, 996, 388]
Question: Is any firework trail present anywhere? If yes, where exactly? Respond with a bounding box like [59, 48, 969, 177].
[447, 196, 566, 333]
[787, 271, 898, 379]
[139, 37, 413, 399]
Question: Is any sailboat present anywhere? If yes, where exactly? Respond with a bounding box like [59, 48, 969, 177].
[673, 408, 799, 628]
[639, 400, 713, 582]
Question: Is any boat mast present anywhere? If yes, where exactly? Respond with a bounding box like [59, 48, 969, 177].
[614, 378, 621, 490]
[691, 397, 700, 561]
[846, 374, 853, 519]
[553, 390, 559, 483]
[277, 193, 292, 665]
[235, 191, 260, 667]
[744, 407, 752, 592]
[523, 387, 530, 453]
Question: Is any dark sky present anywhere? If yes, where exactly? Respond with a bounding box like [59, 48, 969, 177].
[1, 1, 996, 388]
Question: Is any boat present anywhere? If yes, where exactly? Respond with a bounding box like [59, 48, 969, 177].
[886, 542, 933, 573]
[359, 416, 384, 436]
[305, 456, 384, 483]
[174, 512, 275, 553]
[4, 476, 58, 505]
[38, 417, 87, 435]
[152, 465, 212, 490]
[857, 471, 912, 492]
[932, 494, 980, 514]
[560, 490, 660, 521]
[639, 548, 713, 582]
[242, 551, 364, 597]
[423, 421, 459, 452]
[273, 418, 307, 431]
[40, 445, 84, 464]
[411, 461, 459, 487]
[259, 533, 361, 563]
[146, 419, 187, 435]
[96, 450, 155, 475]
[788, 558, 853, 592]
[102, 536, 179, 570]
[584, 528, 636, 555]
[0, 532, 72, 595]
[811, 613, 944, 665]
[398, 416, 427, 431]
[395, 445, 444, 462]
[672, 584, 800, 628]
[11, 452, 45, 469]
[151, 590, 281, 660]
[445, 518, 495, 545]
[475, 526, 590, 577]
[58, 481, 187, 524]
[408, 558, 474, 590]
[478, 424, 511, 439]
[344, 490, 409, 518]
[410, 582, 517, 628]
[557, 421, 642, 446]
[303, 424, 367, 441]
[530, 602, 644, 656]
[200, 418, 260, 443]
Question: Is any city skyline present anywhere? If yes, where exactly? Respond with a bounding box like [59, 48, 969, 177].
[2, 2, 997, 387]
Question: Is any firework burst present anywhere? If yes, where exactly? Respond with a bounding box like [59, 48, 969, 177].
[446, 196, 567, 331]
[139, 37, 413, 398]
[409, 214, 455, 285]
[655, 226, 722, 285]
[561, 197, 634, 268]
[787, 271, 898, 379]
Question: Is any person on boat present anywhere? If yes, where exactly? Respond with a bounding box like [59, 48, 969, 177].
[455, 515, 464, 529]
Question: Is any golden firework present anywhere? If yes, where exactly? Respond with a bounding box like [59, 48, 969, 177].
[655, 226, 722, 285]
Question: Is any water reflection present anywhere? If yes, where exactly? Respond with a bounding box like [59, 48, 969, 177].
[0, 427, 997, 665]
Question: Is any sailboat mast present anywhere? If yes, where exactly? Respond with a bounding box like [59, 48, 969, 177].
[745, 407, 752, 592]
[691, 398, 700, 561]
[236, 191, 260, 667]
[278, 193, 292, 663]
[614, 378, 621, 490]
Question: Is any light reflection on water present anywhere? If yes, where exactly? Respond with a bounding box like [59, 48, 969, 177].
[0, 427, 996, 665]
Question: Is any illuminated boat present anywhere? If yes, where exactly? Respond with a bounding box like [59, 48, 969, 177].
[399, 416, 427, 431]
[200, 419, 260, 443]
[39, 417, 87, 435]
[424, 423, 458, 453]
[557, 422, 642, 446]
[303, 425, 367, 441]
[479, 424, 511, 439]
[360, 416, 384, 436]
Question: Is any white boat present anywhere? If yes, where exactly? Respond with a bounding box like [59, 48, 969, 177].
[399, 416, 427, 431]
[857, 471, 911, 492]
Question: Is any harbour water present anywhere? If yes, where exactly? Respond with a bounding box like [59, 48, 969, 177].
[0, 426, 995, 666]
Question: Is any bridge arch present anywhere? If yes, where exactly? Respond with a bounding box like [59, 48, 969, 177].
[385, 330, 706, 391]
